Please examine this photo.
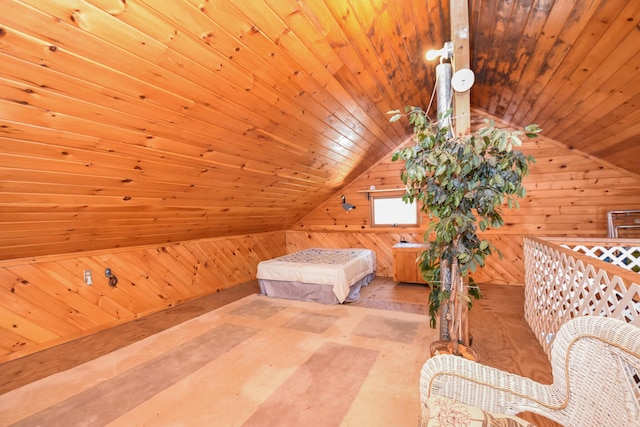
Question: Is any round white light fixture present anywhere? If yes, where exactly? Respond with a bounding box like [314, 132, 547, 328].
[451, 68, 475, 92]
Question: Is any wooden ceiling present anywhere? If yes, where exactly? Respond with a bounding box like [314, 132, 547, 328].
[1, 0, 638, 260]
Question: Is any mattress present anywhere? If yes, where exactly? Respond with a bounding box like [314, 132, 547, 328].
[256, 248, 376, 303]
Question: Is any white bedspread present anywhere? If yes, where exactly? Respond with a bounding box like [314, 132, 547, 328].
[256, 248, 376, 303]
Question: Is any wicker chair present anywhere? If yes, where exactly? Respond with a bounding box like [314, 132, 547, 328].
[420, 316, 640, 427]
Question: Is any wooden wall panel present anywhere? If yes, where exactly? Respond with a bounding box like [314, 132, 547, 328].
[1, 0, 639, 364]
[293, 115, 640, 286]
[0, 231, 285, 362]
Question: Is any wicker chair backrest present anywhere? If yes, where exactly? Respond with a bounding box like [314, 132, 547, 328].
[547, 316, 640, 426]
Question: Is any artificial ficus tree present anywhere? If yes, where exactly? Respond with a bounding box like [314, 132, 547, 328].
[389, 106, 541, 356]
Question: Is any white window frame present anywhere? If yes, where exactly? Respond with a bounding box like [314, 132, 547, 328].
[370, 193, 419, 227]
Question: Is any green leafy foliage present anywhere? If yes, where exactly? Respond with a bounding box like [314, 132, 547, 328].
[389, 107, 541, 327]
[389, 107, 540, 275]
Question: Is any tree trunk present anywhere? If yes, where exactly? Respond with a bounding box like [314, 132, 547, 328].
[438, 259, 470, 354]
[438, 259, 451, 341]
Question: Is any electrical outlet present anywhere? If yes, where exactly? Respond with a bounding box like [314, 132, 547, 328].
[83, 269, 93, 285]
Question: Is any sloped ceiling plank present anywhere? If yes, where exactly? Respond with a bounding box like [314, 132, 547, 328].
[483, 0, 533, 114]
[527, 2, 640, 172]
[306, 0, 416, 134]
[239, 0, 402, 166]
[138, 0, 394, 168]
[502, 1, 600, 124]
[529, 1, 638, 127]
[470, 0, 640, 177]
[0, 0, 638, 261]
[0, 84, 330, 183]
[473, 0, 515, 110]
[353, 1, 414, 100]
[478, 0, 550, 116]
[158, 0, 390, 166]
[11, 0, 364, 177]
[18, 1, 360, 169]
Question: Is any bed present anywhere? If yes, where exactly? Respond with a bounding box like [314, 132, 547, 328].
[256, 248, 376, 304]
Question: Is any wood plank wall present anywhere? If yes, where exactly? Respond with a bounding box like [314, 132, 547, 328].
[0, 231, 285, 362]
[291, 120, 640, 285]
[2, 117, 639, 362]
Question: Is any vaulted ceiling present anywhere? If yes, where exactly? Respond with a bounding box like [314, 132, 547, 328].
[1, 0, 638, 260]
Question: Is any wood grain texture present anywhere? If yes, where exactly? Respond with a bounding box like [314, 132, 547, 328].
[1, 0, 640, 371]
[293, 113, 640, 285]
[0, 0, 639, 261]
[0, 232, 285, 362]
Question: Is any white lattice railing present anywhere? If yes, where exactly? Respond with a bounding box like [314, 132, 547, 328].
[524, 236, 640, 359]
[560, 239, 640, 273]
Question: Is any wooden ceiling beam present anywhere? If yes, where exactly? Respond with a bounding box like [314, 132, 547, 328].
[450, 0, 471, 136]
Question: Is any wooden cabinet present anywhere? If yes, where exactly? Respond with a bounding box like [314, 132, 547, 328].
[392, 242, 428, 284]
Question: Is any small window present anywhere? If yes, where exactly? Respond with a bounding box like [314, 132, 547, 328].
[370, 194, 419, 227]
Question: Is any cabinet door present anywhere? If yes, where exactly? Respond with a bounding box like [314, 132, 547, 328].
[393, 250, 425, 283]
